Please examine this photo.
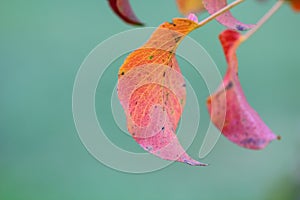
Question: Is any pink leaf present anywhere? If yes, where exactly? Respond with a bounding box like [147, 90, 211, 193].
[187, 13, 199, 23]
[118, 19, 206, 165]
[207, 29, 279, 149]
[108, 0, 143, 25]
[203, 0, 255, 31]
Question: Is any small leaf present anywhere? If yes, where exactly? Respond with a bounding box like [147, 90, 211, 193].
[176, 0, 205, 16]
[187, 13, 199, 23]
[203, 0, 255, 31]
[108, 0, 143, 25]
[207, 29, 279, 150]
[288, 0, 300, 11]
[118, 18, 206, 166]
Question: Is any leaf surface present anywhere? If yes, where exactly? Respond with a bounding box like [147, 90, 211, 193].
[118, 18, 206, 165]
[203, 0, 255, 31]
[207, 29, 279, 150]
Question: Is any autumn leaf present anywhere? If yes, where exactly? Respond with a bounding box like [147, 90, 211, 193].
[107, 0, 254, 28]
[176, 0, 205, 16]
[108, 0, 203, 25]
[203, 0, 255, 31]
[287, 0, 300, 11]
[117, 18, 207, 165]
[108, 0, 143, 25]
[206, 29, 279, 150]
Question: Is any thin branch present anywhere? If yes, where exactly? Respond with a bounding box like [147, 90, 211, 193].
[198, 0, 245, 27]
[242, 0, 284, 41]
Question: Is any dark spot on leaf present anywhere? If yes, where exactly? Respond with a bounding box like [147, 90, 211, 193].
[242, 138, 254, 144]
[145, 146, 153, 151]
[174, 36, 181, 43]
[168, 22, 176, 26]
[241, 138, 266, 146]
[236, 25, 246, 31]
[225, 81, 233, 90]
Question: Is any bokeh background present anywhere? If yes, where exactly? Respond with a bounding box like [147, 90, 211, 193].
[1, 0, 300, 199]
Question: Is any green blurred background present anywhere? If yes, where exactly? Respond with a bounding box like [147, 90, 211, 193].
[1, 0, 300, 199]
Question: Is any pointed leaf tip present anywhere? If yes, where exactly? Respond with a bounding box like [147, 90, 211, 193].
[187, 13, 199, 23]
[108, 0, 144, 26]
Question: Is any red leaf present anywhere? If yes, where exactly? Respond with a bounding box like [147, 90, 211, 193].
[108, 0, 143, 25]
[207, 29, 279, 150]
[203, 0, 255, 31]
[289, 0, 300, 11]
[118, 18, 206, 165]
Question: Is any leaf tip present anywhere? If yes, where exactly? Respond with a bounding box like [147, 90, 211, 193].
[277, 135, 282, 140]
[187, 13, 199, 23]
[108, 0, 144, 26]
[184, 159, 208, 166]
[289, 0, 300, 12]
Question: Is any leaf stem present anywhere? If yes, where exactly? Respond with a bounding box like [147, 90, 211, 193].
[242, 0, 284, 41]
[197, 0, 245, 27]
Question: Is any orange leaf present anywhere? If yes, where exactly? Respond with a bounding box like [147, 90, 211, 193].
[176, 0, 205, 16]
[118, 18, 206, 165]
[207, 30, 279, 150]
